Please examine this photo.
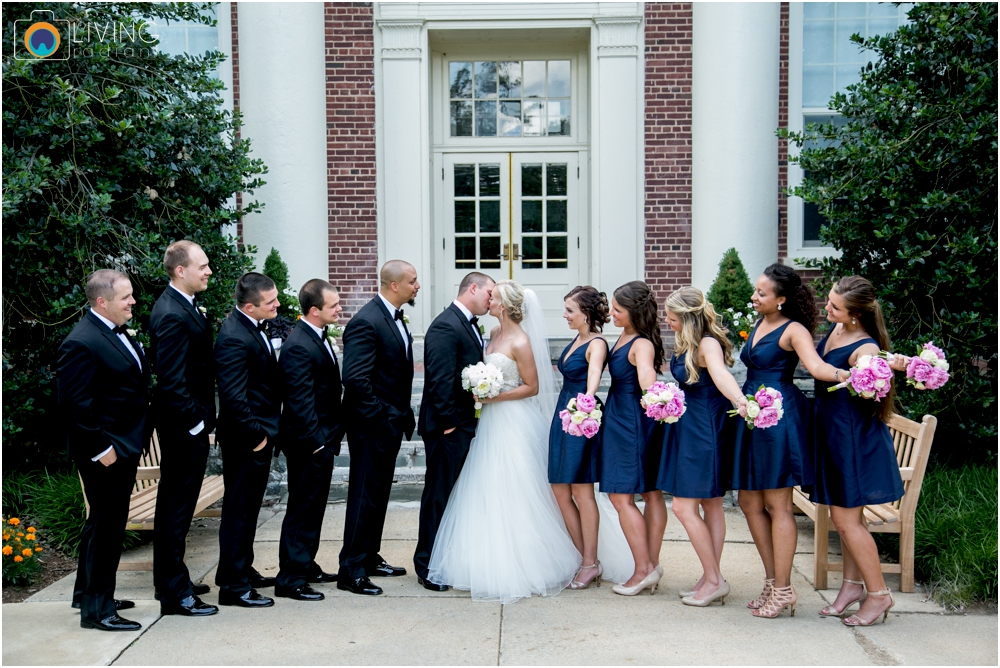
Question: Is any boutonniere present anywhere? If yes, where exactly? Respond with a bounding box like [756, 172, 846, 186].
[126, 328, 138, 338]
[198, 306, 207, 315]
[478, 324, 486, 336]
[403, 314, 410, 325]
[326, 324, 344, 355]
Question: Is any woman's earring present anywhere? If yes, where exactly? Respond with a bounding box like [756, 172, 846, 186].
[778, 303, 782, 311]
[852, 317, 857, 325]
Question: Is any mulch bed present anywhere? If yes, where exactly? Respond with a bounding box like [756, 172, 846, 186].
[2, 547, 77, 604]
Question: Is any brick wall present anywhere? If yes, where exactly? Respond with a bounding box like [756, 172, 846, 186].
[777, 2, 789, 262]
[231, 2, 243, 240]
[324, 2, 378, 320]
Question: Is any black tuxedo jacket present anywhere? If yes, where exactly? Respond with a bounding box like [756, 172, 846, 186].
[418, 304, 484, 436]
[149, 286, 215, 435]
[57, 311, 151, 461]
[342, 296, 415, 438]
[279, 320, 344, 455]
[214, 310, 281, 450]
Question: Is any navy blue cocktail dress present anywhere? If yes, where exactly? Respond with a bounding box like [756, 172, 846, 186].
[811, 329, 904, 507]
[548, 335, 609, 484]
[657, 348, 734, 498]
[598, 337, 660, 494]
[731, 321, 813, 491]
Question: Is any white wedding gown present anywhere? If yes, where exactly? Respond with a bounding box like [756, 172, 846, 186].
[428, 352, 583, 603]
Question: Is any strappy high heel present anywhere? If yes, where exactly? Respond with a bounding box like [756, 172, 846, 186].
[819, 578, 866, 617]
[568, 562, 603, 590]
[843, 589, 894, 626]
[752, 584, 797, 618]
[747, 578, 774, 610]
[612, 568, 661, 596]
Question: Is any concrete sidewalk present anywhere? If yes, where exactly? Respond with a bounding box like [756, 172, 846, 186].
[3, 502, 996, 666]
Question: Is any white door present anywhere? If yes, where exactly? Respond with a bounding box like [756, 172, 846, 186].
[442, 152, 581, 336]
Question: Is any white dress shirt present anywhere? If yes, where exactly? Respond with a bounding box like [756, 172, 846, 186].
[303, 319, 338, 363]
[90, 310, 142, 461]
[168, 284, 206, 436]
[378, 293, 409, 355]
[453, 299, 484, 349]
[238, 309, 273, 355]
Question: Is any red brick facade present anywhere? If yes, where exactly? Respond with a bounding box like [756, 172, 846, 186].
[324, 2, 378, 318]
[643, 3, 694, 304]
[231, 2, 243, 240]
[778, 2, 789, 262]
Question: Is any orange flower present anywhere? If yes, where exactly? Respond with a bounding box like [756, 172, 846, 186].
[16, 532, 24, 537]
[27, 527, 36, 533]
[25, 533, 35, 541]
[2, 533, 9, 541]
[8, 518, 20, 526]
[2, 545, 12, 555]
[739, 330, 749, 340]
[21, 548, 33, 557]
[35, 547, 43, 552]
[13, 555, 23, 562]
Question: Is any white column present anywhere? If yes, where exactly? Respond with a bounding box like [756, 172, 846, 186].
[691, 3, 780, 291]
[237, 2, 328, 288]
[591, 13, 645, 299]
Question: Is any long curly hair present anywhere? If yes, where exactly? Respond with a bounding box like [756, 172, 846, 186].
[565, 286, 611, 333]
[763, 263, 817, 334]
[665, 287, 734, 384]
[833, 275, 895, 421]
[613, 281, 665, 371]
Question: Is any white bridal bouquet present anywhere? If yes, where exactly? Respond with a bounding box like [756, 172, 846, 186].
[461, 361, 504, 417]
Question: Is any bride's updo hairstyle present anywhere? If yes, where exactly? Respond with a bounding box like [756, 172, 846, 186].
[665, 286, 734, 384]
[565, 285, 611, 333]
[494, 279, 525, 324]
[613, 281, 665, 371]
[763, 263, 817, 334]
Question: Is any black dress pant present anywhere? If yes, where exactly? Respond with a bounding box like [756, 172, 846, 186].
[413, 424, 475, 580]
[73, 452, 140, 623]
[338, 424, 402, 580]
[277, 444, 336, 588]
[153, 429, 210, 603]
[216, 442, 273, 594]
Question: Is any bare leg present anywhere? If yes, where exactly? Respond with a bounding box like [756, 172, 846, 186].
[552, 484, 583, 555]
[610, 493, 653, 586]
[673, 497, 724, 597]
[738, 490, 775, 580]
[569, 484, 600, 585]
[761, 488, 797, 588]
[831, 505, 893, 621]
[641, 491, 667, 569]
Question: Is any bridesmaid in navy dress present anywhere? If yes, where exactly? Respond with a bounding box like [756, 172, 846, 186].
[549, 286, 611, 590]
[658, 287, 748, 607]
[600, 281, 667, 596]
[735, 264, 850, 619]
[812, 276, 903, 627]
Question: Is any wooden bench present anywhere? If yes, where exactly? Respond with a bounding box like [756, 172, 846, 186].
[80, 431, 225, 571]
[792, 413, 937, 593]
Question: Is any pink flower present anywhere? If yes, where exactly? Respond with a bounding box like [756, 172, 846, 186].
[907, 358, 933, 383]
[576, 393, 597, 413]
[647, 381, 669, 395]
[580, 418, 600, 439]
[850, 367, 876, 394]
[754, 387, 774, 408]
[870, 357, 893, 380]
[924, 367, 950, 390]
[665, 397, 685, 418]
[923, 341, 946, 360]
[567, 422, 584, 437]
[754, 407, 780, 429]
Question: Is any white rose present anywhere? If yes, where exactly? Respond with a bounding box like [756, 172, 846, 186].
[571, 412, 586, 425]
[476, 380, 490, 394]
[919, 349, 939, 363]
[776, 408, 784, 419]
[126, 328, 137, 337]
[856, 354, 873, 368]
[861, 390, 875, 399]
[567, 398, 577, 411]
[746, 403, 761, 419]
[664, 416, 678, 424]
[874, 379, 886, 389]
[772, 398, 783, 411]
[659, 391, 674, 402]
[590, 409, 603, 421]
[937, 360, 950, 371]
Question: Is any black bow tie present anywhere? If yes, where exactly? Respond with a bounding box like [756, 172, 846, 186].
[322, 326, 330, 339]
[256, 321, 267, 333]
[394, 309, 405, 322]
[112, 324, 129, 335]
[470, 316, 479, 327]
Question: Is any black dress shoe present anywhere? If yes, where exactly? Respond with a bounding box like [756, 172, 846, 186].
[249, 571, 278, 588]
[192, 583, 211, 596]
[368, 560, 406, 577]
[307, 569, 338, 584]
[72, 598, 135, 611]
[161, 595, 219, 616]
[80, 614, 142, 632]
[218, 589, 275, 608]
[417, 577, 450, 592]
[337, 576, 383, 596]
[275, 584, 325, 601]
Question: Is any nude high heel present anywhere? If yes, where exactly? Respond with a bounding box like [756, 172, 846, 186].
[819, 578, 866, 617]
[752, 584, 797, 618]
[842, 589, 894, 626]
[568, 562, 603, 590]
[612, 568, 661, 596]
[747, 578, 774, 610]
[681, 580, 730, 607]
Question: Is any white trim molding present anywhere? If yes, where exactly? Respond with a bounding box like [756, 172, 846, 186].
[377, 19, 425, 59]
[594, 17, 641, 57]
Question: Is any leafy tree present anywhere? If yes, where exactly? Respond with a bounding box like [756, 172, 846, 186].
[2, 2, 267, 470]
[783, 2, 997, 464]
[262, 247, 300, 319]
[706, 248, 755, 312]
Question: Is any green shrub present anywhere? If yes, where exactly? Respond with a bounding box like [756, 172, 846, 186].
[782, 3, 998, 465]
[706, 248, 756, 348]
[262, 247, 301, 319]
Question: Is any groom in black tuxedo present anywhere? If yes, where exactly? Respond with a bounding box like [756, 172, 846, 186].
[413, 272, 494, 590]
[338, 260, 419, 595]
[274, 279, 345, 601]
[148, 241, 218, 617]
[58, 270, 150, 631]
[214, 272, 282, 608]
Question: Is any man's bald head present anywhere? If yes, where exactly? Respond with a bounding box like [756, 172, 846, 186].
[378, 260, 420, 309]
[379, 260, 415, 288]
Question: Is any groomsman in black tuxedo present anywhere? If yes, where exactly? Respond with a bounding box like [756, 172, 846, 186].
[338, 260, 419, 595]
[149, 241, 218, 617]
[214, 272, 281, 608]
[413, 272, 494, 590]
[59, 270, 150, 631]
[274, 279, 345, 601]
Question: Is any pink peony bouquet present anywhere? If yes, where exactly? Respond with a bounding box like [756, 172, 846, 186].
[640, 381, 686, 424]
[729, 385, 784, 430]
[559, 393, 603, 438]
[827, 354, 893, 401]
[881, 341, 950, 391]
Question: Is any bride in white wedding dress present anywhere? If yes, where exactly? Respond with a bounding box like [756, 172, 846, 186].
[428, 280, 583, 602]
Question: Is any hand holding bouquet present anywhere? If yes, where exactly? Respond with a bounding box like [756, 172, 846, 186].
[640, 381, 686, 424]
[827, 354, 893, 401]
[461, 362, 504, 417]
[559, 393, 603, 438]
[880, 341, 950, 390]
[729, 385, 784, 429]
